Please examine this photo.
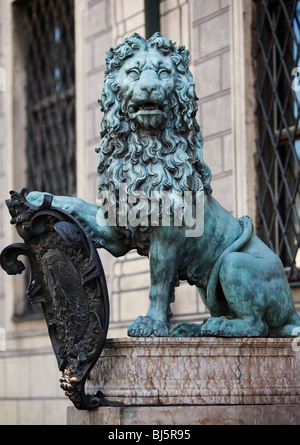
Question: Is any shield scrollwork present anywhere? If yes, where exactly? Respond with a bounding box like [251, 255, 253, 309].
[0, 189, 110, 410]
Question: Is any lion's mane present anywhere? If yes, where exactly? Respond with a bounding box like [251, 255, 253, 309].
[96, 33, 211, 197]
[95, 33, 211, 250]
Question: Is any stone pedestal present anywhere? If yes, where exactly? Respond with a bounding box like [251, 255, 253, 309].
[67, 337, 300, 425]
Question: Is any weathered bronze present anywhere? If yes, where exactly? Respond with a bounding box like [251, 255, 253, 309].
[2, 31, 300, 354]
[25, 33, 300, 339]
[1, 189, 109, 409]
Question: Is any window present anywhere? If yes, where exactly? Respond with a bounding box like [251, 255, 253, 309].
[255, 0, 300, 284]
[25, 0, 76, 196]
[13, 0, 76, 319]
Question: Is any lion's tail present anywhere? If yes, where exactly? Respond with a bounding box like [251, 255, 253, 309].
[206, 215, 253, 317]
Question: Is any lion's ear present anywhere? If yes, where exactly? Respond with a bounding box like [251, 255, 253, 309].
[175, 46, 190, 71]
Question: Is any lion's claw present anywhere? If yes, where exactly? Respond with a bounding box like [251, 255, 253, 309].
[128, 315, 169, 337]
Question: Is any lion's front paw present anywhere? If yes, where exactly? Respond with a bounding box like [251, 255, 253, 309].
[127, 315, 169, 337]
[27, 191, 50, 207]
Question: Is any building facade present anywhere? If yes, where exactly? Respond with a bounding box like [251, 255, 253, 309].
[0, 0, 299, 424]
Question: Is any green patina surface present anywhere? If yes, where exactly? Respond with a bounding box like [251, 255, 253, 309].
[27, 33, 300, 338]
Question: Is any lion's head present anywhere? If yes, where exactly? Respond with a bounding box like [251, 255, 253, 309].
[96, 33, 212, 202]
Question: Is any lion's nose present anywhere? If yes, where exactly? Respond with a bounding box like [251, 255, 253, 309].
[139, 71, 160, 95]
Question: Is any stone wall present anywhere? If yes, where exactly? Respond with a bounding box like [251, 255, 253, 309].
[0, 0, 114, 424]
[0, 0, 7, 332]
[192, 0, 234, 214]
[0, 0, 237, 423]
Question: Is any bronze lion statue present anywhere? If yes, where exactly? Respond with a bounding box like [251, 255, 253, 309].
[28, 33, 300, 338]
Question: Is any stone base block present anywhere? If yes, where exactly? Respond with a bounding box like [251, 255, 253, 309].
[67, 404, 300, 425]
[67, 337, 300, 425]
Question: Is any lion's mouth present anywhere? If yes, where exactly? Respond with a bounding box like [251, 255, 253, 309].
[127, 101, 168, 130]
[138, 102, 161, 111]
[129, 102, 164, 115]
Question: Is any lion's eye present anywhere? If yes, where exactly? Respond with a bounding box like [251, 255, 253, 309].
[158, 69, 170, 79]
[127, 69, 140, 80]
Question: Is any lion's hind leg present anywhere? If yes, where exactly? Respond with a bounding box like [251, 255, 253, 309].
[269, 312, 300, 337]
[169, 316, 268, 337]
[199, 316, 268, 337]
[201, 251, 271, 337]
[169, 321, 205, 337]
